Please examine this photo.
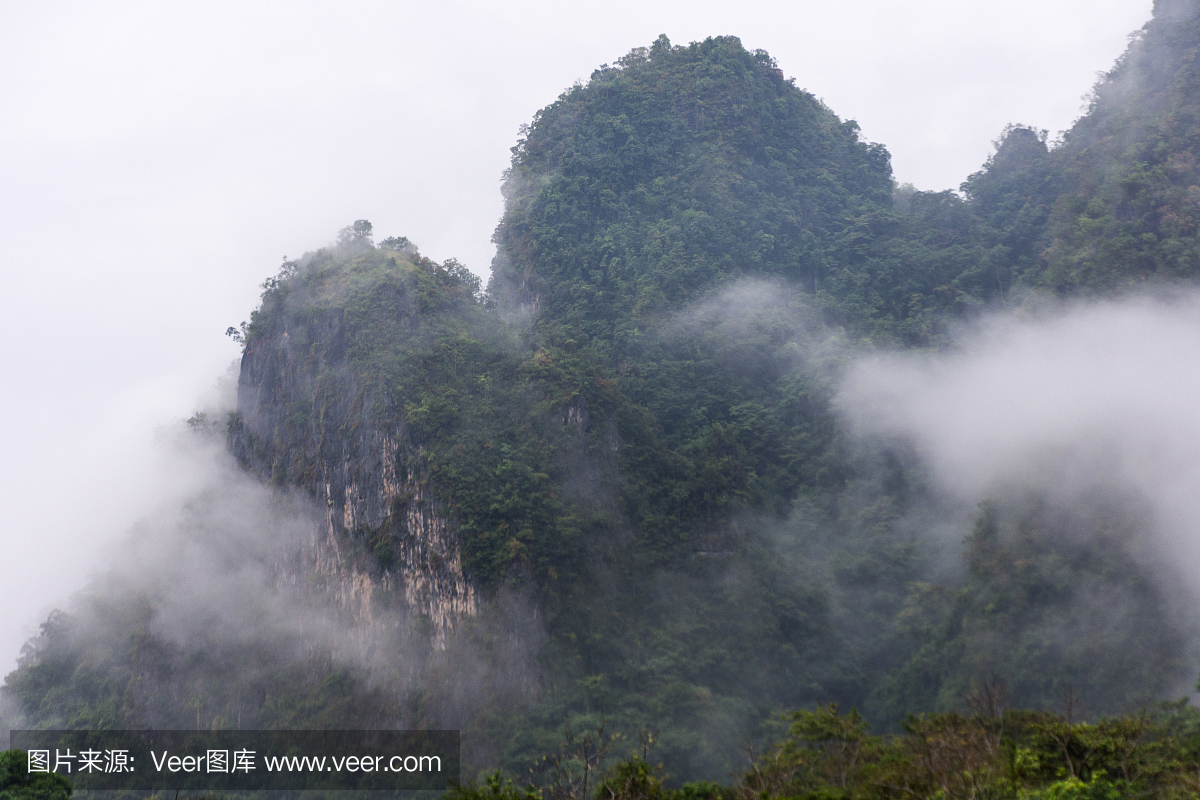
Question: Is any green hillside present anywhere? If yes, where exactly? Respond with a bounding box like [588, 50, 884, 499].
[966, 0, 1200, 292]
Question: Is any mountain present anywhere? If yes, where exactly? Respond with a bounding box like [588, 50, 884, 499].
[965, 0, 1200, 292]
[5, 2, 1200, 785]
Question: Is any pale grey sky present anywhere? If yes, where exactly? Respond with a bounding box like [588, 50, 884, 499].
[0, 0, 1154, 673]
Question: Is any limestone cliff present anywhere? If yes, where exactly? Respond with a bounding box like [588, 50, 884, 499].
[228, 248, 478, 648]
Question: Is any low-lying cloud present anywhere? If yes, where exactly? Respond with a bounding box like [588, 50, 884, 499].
[839, 290, 1200, 589]
[1, 405, 543, 754]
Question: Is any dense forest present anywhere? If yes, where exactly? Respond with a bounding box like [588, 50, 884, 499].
[6, 1, 1200, 798]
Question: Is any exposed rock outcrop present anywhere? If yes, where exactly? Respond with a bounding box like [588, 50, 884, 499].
[229, 309, 475, 648]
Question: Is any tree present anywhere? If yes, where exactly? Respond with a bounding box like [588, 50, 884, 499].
[0, 751, 72, 800]
[337, 219, 374, 247]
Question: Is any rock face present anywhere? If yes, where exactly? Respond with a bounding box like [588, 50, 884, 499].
[229, 305, 476, 648]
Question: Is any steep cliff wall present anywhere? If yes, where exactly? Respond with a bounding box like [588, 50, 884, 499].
[229, 249, 478, 648]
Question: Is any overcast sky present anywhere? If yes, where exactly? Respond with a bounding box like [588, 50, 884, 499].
[0, 0, 1155, 674]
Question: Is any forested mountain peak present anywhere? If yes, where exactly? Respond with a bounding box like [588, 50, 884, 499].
[490, 35, 893, 348]
[966, 0, 1200, 292]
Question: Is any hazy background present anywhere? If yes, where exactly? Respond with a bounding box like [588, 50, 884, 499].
[840, 292, 1200, 598]
[0, 0, 1154, 674]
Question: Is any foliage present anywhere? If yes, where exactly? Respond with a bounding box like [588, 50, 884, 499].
[445, 772, 542, 800]
[873, 497, 1190, 722]
[0, 751, 71, 800]
[444, 702, 1200, 799]
[740, 702, 1200, 800]
[492, 36, 893, 338]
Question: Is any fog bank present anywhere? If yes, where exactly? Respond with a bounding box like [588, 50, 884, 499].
[839, 291, 1200, 591]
